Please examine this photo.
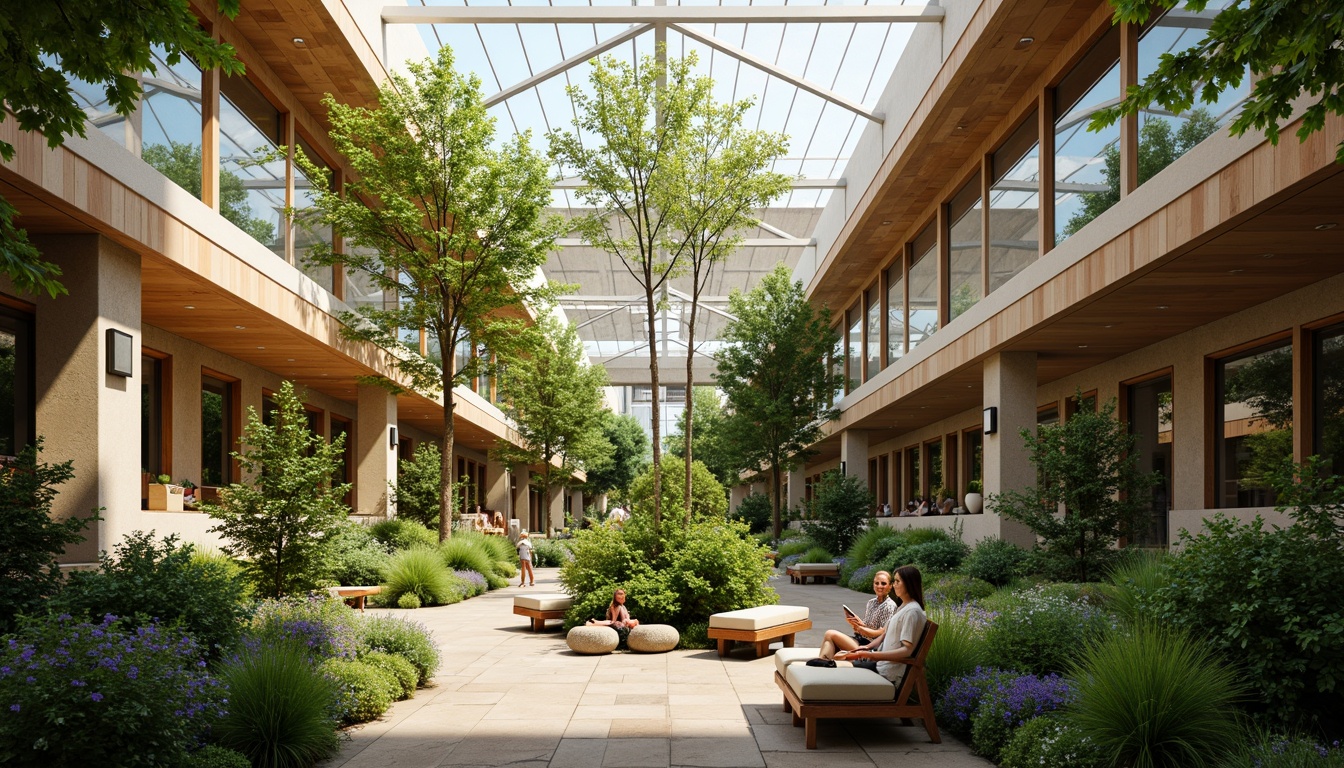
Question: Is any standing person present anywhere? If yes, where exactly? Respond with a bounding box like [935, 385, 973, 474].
[837, 565, 927, 686]
[516, 532, 535, 587]
[819, 570, 897, 659]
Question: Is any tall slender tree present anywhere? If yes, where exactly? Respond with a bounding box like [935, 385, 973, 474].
[715, 265, 843, 540]
[297, 47, 561, 540]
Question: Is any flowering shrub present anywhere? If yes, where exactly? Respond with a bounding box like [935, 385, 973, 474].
[847, 563, 880, 592]
[998, 714, 1108, 768]
[970, 672, 1075, 761]
[0, 614, 222, 767]
[250, 595, 359, 661]
[356, 615, 440, 685]
[453, 569, 488, 597]
[778, 553, 803, 568]
[936, 667, 1018, 741]
[926, 604, 994, 698]
[320, 658, 398, 724]
[1224, 734, 1344, 768]
[982, 584, 1113, 675]
[531, 538, 572, 567]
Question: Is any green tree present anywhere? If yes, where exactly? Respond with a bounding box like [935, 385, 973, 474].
[663, 96, 790, 525]
[628, 455, 728, 525]
[0, 1, 243, 298]
[549, 49, 715, 530]
[391, 443, 447, 530]
[1064, 110, 1219, 236]
[204, 381, 351, 598]
[715, 264, 843, 539]
[1093, 0, 1344, 162]
[296, 46, 561, 541]
[803, 470, 873, 556]
[583, 410, 649, 505]
[0, 438, 96, 632]
[141, 141, 275, 244]
[665, 388, 736, 489]
[988, 391, 1157, 582]
[494, 318, 611, 530]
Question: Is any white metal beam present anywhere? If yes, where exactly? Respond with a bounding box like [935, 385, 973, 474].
[383, 5, 945, 25]
[553, 175, 843, 189]
[555, 237, 813, 248]
[485, 25, 652, 108]
[669, 24, 883, 124]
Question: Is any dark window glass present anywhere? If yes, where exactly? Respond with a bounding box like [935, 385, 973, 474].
[1128, 375, 1173, 546]
[201, 375, 234, 485]
[1314, 324, 1344, 475]
[141, 355, 163, 475]
[0, 308, 34, 459]
[1216, 341, 1292, 508]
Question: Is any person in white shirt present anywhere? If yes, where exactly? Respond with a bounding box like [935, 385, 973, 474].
[836, 565, 927, 688]
[818, 571, 897, 660]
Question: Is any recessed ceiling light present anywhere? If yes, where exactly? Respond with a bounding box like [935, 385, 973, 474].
[1103, 324, 1114, 329]
[1229, 268, 1244, 273]
[881, 220, 893, 225]
[292, 37, 306, 47]
[1014, 36, 1035, 50]
[183, 305, 195, 310]
[1315, 223, 1337, 230]
[1156, 305, 1169, 310]
[287, 358, 296, 362]
[234, 325, 246, 330]
[1261, 253, 1277, 259]
[256, 346, 265, 350]
[1078, 344, 1088, 348]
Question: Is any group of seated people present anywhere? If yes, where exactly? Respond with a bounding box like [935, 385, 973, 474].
[875, 498, 953, 517]
[814, 566, 927, 684]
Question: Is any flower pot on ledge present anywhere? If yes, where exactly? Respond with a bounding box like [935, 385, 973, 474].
[147, 484, 185, 512]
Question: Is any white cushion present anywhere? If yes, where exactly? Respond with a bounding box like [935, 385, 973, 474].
[785, 665, 896, 702]
[774, 647, 820, 675]
[514, 593, 573, 611]
[709, 604, 809, 631]
[792, 563, 839, 573]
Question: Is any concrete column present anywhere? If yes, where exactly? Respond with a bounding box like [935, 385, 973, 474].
[485, 457, 510, 513]
[786, 467, 805, 514]
[840, 429, 869, 492]
[730, 484, 748, 512]
[547, 487, 564, 534]
[571, 488, 584, 523]
[355, 384, 397, 518]
[35, 236, 141, 564]
[512, 465, 530, 523]
[984, 352, 1037, 547]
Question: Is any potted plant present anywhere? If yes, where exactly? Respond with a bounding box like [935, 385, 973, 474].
[179, 479, 198, 509]
[964, 480, 983, 514]
[147, 474, 184, 512]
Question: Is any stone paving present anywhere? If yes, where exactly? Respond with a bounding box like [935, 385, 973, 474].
[321, 566, 991, 768]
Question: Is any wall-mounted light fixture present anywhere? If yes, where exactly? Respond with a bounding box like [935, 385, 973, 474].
[983, 406, 998, 435]
[839, 460, 847, 475]
[389, 426, 398, 449]
[106, 329, 133, 377]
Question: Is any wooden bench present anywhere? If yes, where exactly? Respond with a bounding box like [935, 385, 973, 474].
[513, 593, 573, 632]
[329, 586, 381, 611]
[708, 605, 812, 658]
[773, 620, 940, 749]
[786, 563, 841, 584]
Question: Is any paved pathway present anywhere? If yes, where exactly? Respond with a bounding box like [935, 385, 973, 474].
[322, 567, 991, 768]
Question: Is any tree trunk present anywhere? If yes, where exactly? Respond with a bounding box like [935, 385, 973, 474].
[647, 285, 662, 530]
[771, 462, 783, 541]
[683, 294, 696, 528]
[440, 374, 457, 542]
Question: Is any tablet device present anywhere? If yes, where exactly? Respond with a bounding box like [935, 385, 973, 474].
[842, 604, 856, 618]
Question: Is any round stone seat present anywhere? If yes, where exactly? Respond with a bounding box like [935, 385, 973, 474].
[566, 625, 619, 655]
[627, 623, 679, 653]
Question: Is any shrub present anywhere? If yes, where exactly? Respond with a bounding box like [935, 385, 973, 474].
[532, 538, 572, 567]
[1068, 624, 1242, 768]
[847, 563, 880, 592]
[680, 621, 711, 650]
[982, 585, 1113, 675]
[0, 614, 223, 767]
[629, 455, 728, 523]
[51, 531, 249, 659]
[390, 443, 445, 529]
[961, 538, 1028, 586]
[382, 546, 459, 607]
[999, 714, 1109, 768]
[250, 595, 359, 661]
[320, 658, 398, 723]
[356, 615, 440, 685]
[214, 642, 341, 767]
[453, 569, 488, 597]
[1103, 548, 1168, 626]
[326, 522, 388, 586]
[360, 651, 418, 699]
[664, 520, 779, 623]
[454, 530, 517, 578]
[1222, 730, 1344, 768]
[908, 538, 969, 573]
[868, 535, 910, 568]
[777, 539, 813, 558]
[926, 606, 991, 699]
[397, 593, 422, 609]
[802, 470, 873, 555]
[903, 527, 951, 546]
[799, 546, 834, 564]
[936, 667, 1018, 741]
[183, 746, 251, 768]
[839, 525, 897, 583]
[971, 672, 1075, 762]
[925, 573, 995, 607]
[371, 518, 439, 552]
[731, 491, 773, 534]
[440, 538, 508, 589]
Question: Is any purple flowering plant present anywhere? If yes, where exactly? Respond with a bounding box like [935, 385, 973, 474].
[250, 595, 359, 661]
[454, 570, 488, 597]
[937, 666, 1018, 741]
[0, 614, 223, 767]
[970, 671, 1076, 761]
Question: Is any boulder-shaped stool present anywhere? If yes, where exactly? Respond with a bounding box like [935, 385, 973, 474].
[566, 625, 619, 655]
[627, 624, 679, 653]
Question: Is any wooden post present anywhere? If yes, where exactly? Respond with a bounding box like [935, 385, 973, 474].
[980, 153, 992, 297]
[284, 113, 296, 265]
[200, 67, 220, 210]
[1038, 88, 1055, 255]
[1119, 21, 1139, 197]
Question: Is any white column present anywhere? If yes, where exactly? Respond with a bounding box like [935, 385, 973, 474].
[984, 351, 1038, 547]
[355, 384, 398, 518]
[485, 457, 510, 513]
[840, 429, 869, 491]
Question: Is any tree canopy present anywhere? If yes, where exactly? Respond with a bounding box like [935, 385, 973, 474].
[584, 411, 650, 504]
[665, 388, 736, 490]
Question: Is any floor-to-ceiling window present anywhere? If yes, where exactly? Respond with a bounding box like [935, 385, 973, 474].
[886, 259, 905, 366]
[947, 179, 982, 322]
[988, 111, 1040, 292]
[1054, 26, 1121, 245]
[1128, 374, 1173, 546]
[1314, 324, 1344, 476]
[219, 73, 285, 256]
[847, 306, 862, 392]
[0, 306, 35, 459]
[865, 287, 880, 381]
[201, 374, 235, 486]
[908, 225, 938, 351]
[1216, 340, 1292, 508]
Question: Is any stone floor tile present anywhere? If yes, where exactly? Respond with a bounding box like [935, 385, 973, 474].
[574, 704, 669, 720]
[751, 722, 861, 752]
[564, 718, 613, 738]
[669, 735, 766, 767]
[602, 737, 671, 768]
[609, 718, 672, 738]
[669, 718, 754, 738]
[549, 738, 607, 767]
[762, 751, 877, 768]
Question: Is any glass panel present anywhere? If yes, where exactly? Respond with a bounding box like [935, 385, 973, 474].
[0, 311, 33, 458]
[847, 307, 861, 392]
[139, 47, 204, 198]
[989, 111, 1040, 292]
[294, 137, 333, 291]
[908, 447, 921, 500]
[1315, 324, 1344, 476]
[831, 336, 845, 404]
[964, 430, 983, 491]
[201, 375, 233, 486]
[886, 261, 905, 365]
[865, 289, 880, 381]
[0, 330, 16, 457]
[908, 229, 938, 351]
[1055, 28, 1121, 244]
[1038, 405, 1060, 429]
[1128, 376, 1173, 547]
[219, 74, 284, 255]
[141, 355, 163, 476]
[928, 441, 944, 494]
[948, 180, 982, 322]
[1217, 341, 1293, 508]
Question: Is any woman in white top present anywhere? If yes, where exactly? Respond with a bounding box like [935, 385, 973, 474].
[837, 565, 927, 686]
[516, 532, 535, 587]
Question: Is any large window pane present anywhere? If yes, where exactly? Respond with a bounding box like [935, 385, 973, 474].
[0, 308, 34, 459]
[139, 48, 205, 198]
[886, 261, 905, 365]
[964, 430, 983, 494]
[1128, 375, 1173, 546]
[1055, 27, 1121, 244]
[1314, 324, 1344, 476]
[832, 336, 845, 404]
[294, 137, 334, 291]
[142, 355, 164, 476]
[865, 288, 880, 381]
[1217, 341, 1292, 508]
[908, 225, 938, 351]
[989, 111, 1040, 292]
[948, 180, 982, 322]
[201, 375, 234, 486]
[846, 307, 862, 392]
[219, 74, 284, 255]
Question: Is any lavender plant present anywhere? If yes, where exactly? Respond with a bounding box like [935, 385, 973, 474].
[250, 595, 359, 661]
[970, 672, 1076, 761]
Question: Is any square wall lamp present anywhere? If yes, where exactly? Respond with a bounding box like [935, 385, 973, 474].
[106, 329, 133, 377]
[983, 407, 998, 435]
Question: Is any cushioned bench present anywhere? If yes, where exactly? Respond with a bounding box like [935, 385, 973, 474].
[328, 586, 381, 611]
[513, 593, 573, 632]
[786, 563, 841, 584]
[773, 621, 941, 749]
[708, 605, 811, 658]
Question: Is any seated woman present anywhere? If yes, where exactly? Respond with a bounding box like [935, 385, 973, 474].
[818, 570, 897, 659]
[836, 566, 927, 686]
[586, 588, 640, 642]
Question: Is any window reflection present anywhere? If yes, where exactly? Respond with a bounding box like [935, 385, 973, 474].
[294, 137, 334, 291]
[865, 288, 880, 381]
[886, 261, 905, 365]
[1055, 27, 1121, 244]
[1217, 342, 1292, 508]
[1128, 375, 1172, 547]
[1313, 325, 1344, 476]
[219, 73, 285, 255]
[908, 225, 938, 350]
[947, 180, 982, 322]
[847, 307, 862, 392]
[989, 112, 1040, 292]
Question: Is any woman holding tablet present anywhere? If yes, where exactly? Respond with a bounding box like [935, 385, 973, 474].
[818, 570, 897, 660]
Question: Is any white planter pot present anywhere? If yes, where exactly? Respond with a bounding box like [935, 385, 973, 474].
[964, 493, 983, 514]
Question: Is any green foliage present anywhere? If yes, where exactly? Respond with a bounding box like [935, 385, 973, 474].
[204, 381, 351, 598]
[454, 529, 518, 570]
[372, 518, 439, 552]
[0, 437, 95, 633]
[667, 389, 738, 490]
[319, 658, 398, 724]
[680, 621, 712, 650]
[799, 546, 834, 564]
[971, 674, 1076, 763]
[357, 651, 418, 700]
[439, 538, 508, 589]
[1103, 548, 1168, 627]
[960, 538, 1028, 586]
[213, 642, 341, 768]
[731, 491, 774, 535]
[904, 527, 952, 546]
[397, 592, 422, 610]
[999, 714, 1109, 768]
[1067, 624, 1242, 768]
[908, 538, 969, 574]
[583, 411, 649, 502]
[531, 537, 572, 567]
[1222, 728, 1344, 768]
[381, 546, 459, 607]
[183, 746, 251, 768]
[391, 443, 446, 529]
[325, 523, 387, 587]
[141, 142, 274, 242]
[357, 615, 441, 685]
[983, 585, 1114, 675]
[629, 455, 728, 524]
[925, 573, 995, 607]
[777, 539, 813, 558]
[250, 597, 359, 662]
[988, 392, 1157, 582]
[51, 532, 249, 659]
[841, 524, 900, 582]
[715, 265, 843, 538]
[926, 608, 991, 699]
[802, 470, 873, 555]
